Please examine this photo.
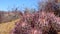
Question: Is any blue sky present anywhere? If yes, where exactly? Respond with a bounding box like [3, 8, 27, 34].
[0, 0, 39, 11]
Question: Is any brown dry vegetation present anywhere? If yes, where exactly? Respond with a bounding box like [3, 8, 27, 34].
[0, 11, 21, 23]
[0, 0, 60, 34]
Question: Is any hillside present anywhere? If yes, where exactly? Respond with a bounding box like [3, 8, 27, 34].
[0, 11, 21, 23]
[0, 19, 20, 34]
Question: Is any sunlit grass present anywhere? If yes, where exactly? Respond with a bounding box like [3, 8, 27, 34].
[0, 19, 20, 34]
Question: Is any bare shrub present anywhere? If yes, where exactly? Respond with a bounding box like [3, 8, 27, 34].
[10, 10, 60, 34]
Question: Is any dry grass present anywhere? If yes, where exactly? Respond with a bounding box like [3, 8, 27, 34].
[0, 19, 20, 34]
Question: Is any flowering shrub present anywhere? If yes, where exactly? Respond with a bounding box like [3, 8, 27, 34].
[11, 11, 60, 34]
[11, 0, 60, 34]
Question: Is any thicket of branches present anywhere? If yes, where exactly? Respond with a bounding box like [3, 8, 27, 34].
[10, 0, 60, 34]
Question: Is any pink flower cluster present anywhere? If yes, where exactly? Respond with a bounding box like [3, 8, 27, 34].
[11, 11, 60, 34]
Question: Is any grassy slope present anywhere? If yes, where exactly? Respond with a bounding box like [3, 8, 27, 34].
[0, 19, 60, 34]
[0, 19, 20, 34]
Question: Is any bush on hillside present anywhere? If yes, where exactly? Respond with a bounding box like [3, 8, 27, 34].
[11, 11, 60, 34]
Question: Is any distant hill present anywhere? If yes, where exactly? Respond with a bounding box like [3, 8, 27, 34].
[0, 11, 22, 23]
